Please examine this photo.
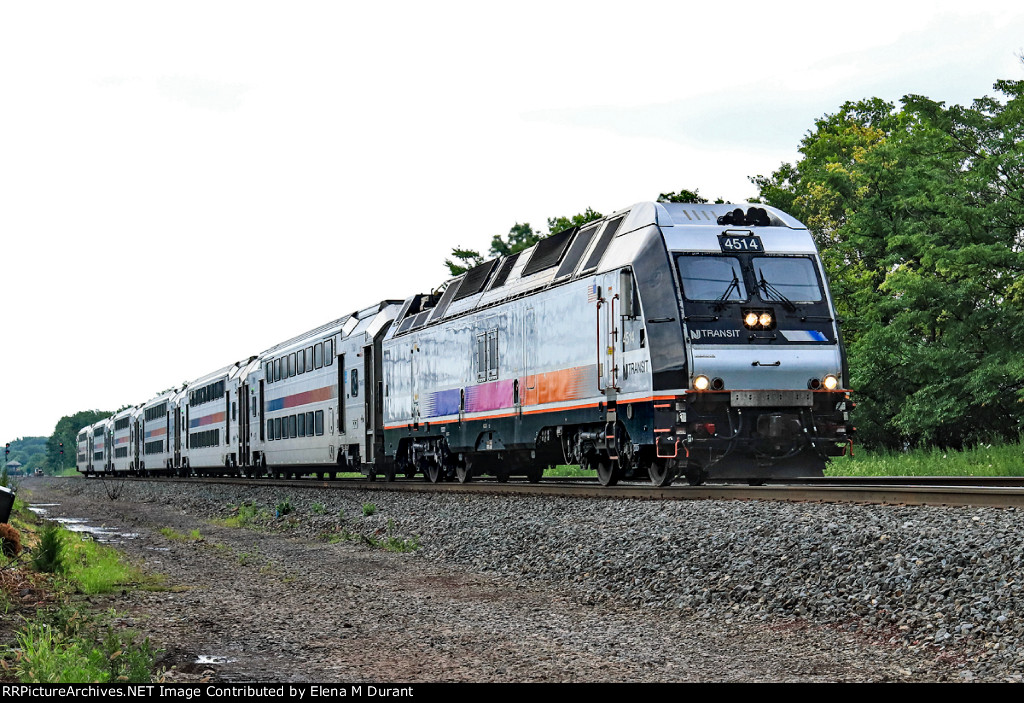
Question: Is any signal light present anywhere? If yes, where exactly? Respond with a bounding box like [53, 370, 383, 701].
[823, 374, 839, 391]
[693, 375, 711, 391]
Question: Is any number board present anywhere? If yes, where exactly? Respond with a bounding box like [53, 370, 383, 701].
[718, 234, 763, 252]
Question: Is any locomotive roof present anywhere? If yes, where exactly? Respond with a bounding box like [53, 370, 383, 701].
[390, 201, 812, 337]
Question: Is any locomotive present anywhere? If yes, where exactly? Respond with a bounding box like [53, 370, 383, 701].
[77, 201, 853, 486]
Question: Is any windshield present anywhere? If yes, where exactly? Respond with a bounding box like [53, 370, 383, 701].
[752, 257, 823, 303]
[676, 256, 747, 302]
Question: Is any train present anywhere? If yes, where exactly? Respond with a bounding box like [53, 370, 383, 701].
[76, 201, 854, 486]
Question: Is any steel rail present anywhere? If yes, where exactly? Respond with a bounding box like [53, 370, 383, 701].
[83, 475, 1024, 509]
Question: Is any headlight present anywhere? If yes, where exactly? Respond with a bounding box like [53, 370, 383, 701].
[758, 313, 772, 327]
[823, 374, 839, 390]
[693, 375, 710, 391]
[744, 312, 759, 327]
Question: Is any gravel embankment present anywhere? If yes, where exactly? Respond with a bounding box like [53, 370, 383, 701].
[22, 477, 1024, 682]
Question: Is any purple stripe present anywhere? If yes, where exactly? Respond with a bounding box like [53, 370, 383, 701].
[465, 380, 515, 413]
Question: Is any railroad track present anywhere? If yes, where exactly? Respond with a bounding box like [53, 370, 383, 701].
[83, 474, 1024, 509]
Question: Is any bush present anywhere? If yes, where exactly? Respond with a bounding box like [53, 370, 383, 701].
[32, 525, 65, 574]
[362, 503, 377, 517]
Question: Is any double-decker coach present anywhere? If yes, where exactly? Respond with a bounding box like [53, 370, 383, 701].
[108, 406, 137, 475]
[139, 389, 180, 476]
[255, 301, 401, 479]
[76, 425, 93, 474]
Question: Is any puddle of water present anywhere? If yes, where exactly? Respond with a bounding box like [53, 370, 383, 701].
[196, 655, 234, 665]
[28, 505, 139, 543]
[28, 504, 60, 516]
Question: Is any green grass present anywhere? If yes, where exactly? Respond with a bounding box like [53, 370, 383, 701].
[62, 532, 145, 595]
[827, 439, 1024, 477]
[8, 607, 157, 683]
[544, 464, 590, 477]
[216, 501, 269, 528]
[361, 502, 377, 517]
[158, 527, 202, 542]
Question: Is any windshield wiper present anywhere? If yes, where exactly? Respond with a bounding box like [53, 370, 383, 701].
[758, 269, 797, 312]
[716, 273, 740, 303]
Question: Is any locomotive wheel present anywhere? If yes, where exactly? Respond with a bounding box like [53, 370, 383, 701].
[648, 459, 676, 487]
[685, 465, 707, 486]
[383, 465, 396, 482]
[426, 460, 443, 483]
[455, 462, 473, 484]
[525, 465, 543, 484]
[596, 458, 619, 487]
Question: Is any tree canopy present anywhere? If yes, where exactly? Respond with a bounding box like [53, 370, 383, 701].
[753, 80, 1024, 449]
[446, 209, 604, 276]
[46, 410, 113, 471]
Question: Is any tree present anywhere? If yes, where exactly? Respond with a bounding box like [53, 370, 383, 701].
[46, 410, 113, 471]
[752, 83, 1024, 450]
[445, 209, 602, 276]
[545, 207, 603, 235]
[657, 188, 709, 203]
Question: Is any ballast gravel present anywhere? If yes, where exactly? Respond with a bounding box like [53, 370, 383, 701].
[18, 477, 1024, 682]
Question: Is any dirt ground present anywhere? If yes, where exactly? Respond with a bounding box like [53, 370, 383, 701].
[7, 477, 983, 683]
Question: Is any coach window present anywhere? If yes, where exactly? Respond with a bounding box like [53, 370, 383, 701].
[289, 353, 296, 377]
[351, 369, 359, 398]
[297, 349, 305, 375]
[325, 339, 334, 365]
[273, 417, 280, 441]
[315, 410, 324, 436]
[298, 412, 306, 437]
[306, 411, 314, 434]
[290, 415, 297, 438]
[267, 419, 273, 440]
[306, 347, 313, 372]
[314, 343, 323, 369]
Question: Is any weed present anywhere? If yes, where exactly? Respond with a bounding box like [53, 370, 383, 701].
[63, 533, 142, 595]
[311, 502, 326, 515]
[275, 499, 292, 517]
[159, 527, 203, 542]
[9, 609, 157, 683]
[218, 501, 265, 528]
[362, 502, 377, 517]
[377, 519, 421, 553]
[238, 547, 259, 566]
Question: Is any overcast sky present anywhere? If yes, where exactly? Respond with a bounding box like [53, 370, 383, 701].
[2, 1, 1023, 442]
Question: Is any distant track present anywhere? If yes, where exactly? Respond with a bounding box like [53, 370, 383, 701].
[82, 474, 1024, 509]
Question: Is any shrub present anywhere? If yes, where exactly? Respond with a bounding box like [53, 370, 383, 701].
[275, 499, 292, 517]
[32, 524, 65, 574]
[362, 503, 377, 517]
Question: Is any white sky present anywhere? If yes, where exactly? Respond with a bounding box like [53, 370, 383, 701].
[2, 1, 1023, 441]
